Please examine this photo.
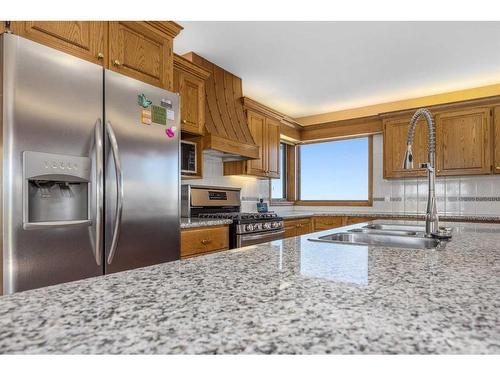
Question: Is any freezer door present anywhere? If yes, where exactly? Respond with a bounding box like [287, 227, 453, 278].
[1, 34, 103, 294]
[104, 70, 180, 274]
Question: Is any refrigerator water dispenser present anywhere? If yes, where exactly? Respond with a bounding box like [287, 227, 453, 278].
[23, 151, 92, 229]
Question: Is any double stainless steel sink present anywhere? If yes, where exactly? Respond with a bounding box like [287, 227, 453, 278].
[309, 223, 451, 250]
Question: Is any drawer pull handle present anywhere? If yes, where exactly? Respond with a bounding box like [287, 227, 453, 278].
[97, 52, 104, 60]
[113, 59, 122, 67]
[201, 239, 212, 245]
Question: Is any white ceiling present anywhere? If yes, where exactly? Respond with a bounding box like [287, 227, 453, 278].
[174, 21, 500, 119]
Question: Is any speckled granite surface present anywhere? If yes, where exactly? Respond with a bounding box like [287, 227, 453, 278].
[277, 211, 500, 222]
[1, 220, 500, 354]
[180, 218, 232, 229]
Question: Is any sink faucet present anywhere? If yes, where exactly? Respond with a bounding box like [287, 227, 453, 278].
[402, 108, 439, 237]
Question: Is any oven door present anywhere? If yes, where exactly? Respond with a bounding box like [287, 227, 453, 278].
[236, 229, 285, 248]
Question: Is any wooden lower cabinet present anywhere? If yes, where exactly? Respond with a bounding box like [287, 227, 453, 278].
[181, 225, 229, 258]
[343, 216, 375, 225]
[283, 218, 313, 238]
[313, 216, 344, 231]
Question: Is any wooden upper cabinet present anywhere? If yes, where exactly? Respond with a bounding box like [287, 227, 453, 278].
[494, 107, 500, 174]
[266, 117, 281, 178]
[436, 107, 491, 176]
[383, 117, 429, 178]
[10, 21, 107, 66]
[108, 21, 175, 90]
[247, 110, 267, 176]
[173, 54, 210, 135]
[235, 110, 281, 178]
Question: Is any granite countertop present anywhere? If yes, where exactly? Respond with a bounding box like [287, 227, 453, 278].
[1, 220, 500, 354]
[277, 211, 500, 222]
[180, 217, 233, 229]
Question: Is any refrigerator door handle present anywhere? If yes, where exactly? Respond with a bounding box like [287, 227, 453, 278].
[94, 119, 104, 266]
[105, 121, 124, 264]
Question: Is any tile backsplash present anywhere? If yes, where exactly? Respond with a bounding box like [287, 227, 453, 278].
[182, 154, 269, 212]
[187, 134, 500, 216]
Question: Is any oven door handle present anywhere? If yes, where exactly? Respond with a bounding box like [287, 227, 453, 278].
[240, 229, 285, 242]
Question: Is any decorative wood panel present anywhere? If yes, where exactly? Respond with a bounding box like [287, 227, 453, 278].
[10, 21, 107, 66]
[436, 108, 491, 176]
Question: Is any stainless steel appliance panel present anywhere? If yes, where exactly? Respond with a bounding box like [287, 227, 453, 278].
[104, 70, 180, 273]
[236, 229, 285, 248]
[1, 34, 103, 293]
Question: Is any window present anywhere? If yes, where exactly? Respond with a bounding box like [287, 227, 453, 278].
[298, 136, 372, 204]
[271, 143, 286, 200]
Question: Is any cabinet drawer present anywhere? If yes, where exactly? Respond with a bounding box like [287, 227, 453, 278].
[181, 225, 229, 258]
[313, 216, 343, 231]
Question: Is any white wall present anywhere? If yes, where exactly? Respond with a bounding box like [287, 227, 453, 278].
[188, 134, 500, 216]
[182, 154, 270, 212]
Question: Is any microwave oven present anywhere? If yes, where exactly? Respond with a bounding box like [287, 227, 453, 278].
[181, 140, 197, 175]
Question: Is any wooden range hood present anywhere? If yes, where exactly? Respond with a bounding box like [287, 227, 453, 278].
[183, 52, 259, 160]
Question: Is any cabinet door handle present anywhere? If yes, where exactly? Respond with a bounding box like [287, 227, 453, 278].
[97, 52, 104, 60]
[181, 119, 187, 124]
[496, 166, 500, 170]
[201, 239, 212, 245]
[113, 59, 122, 67]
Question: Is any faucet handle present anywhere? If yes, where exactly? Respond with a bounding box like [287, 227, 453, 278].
[420, 162, 434, 172]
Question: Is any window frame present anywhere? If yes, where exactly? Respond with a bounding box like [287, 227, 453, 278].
[296, 135, 373, 206]
[269, 142, 296, 206]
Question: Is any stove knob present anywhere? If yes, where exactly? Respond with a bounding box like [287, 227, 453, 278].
[245, 224, 254, 232]
[262, 222, 270, 229]
[271, 222, 277, 228]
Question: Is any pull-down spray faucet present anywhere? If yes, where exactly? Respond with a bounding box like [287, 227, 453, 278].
[402, 108, 439, 237]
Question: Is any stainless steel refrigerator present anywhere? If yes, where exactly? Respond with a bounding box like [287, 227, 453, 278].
[0, 33, 180, 294]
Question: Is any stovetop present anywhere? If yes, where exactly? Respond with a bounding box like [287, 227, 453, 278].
[198, 212, 282, 224]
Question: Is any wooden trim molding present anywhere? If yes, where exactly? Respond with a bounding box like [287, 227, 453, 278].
[173, 53, 210, 80]
[301, 116, 382, 142]
[146, 21, 183, 39]
[242, 97, 285, 121]
[297, 83, 500, 125]
[202, 133, 260, 160]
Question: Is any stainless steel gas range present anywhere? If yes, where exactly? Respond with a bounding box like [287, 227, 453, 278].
[181, 185, 284, 248]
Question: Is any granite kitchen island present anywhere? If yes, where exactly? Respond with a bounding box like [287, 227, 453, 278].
[1, 220, 499, 354]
